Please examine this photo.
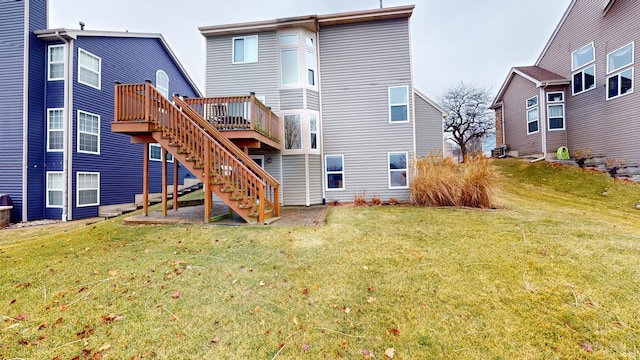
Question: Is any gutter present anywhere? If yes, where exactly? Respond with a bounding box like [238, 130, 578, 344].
[54, 31, 71, 221]
[530, 84, 549, 163]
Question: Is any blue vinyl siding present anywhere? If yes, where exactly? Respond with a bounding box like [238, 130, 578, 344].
[25, 0, 48, 220]
[0, 0, 26, 222]
[70, 36, 198, 219]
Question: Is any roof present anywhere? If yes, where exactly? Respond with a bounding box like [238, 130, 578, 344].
[199, 5, 415, 37]
[491, 66, 569, 108]
[34, 28, 202, 97]
[414, 88, 448, 117]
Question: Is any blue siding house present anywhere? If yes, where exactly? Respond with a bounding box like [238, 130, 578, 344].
[0, 0, 201, 222]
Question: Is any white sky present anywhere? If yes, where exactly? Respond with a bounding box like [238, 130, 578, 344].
[48, 0, 572, 101]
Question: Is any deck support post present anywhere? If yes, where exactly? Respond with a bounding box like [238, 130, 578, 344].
[162, 148, 168, 217]
[143, 143, 149, 216]
[204, 139, 211, 223]
[173, 160, 179, 211]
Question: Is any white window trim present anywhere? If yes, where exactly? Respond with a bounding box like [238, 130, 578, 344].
[77, 110, 100, 154]
[388, 152, 409, 189]
[325, 154, 345, 191]
[78, 48, 101, 90]
[232, 35, 258, 64]
[155, 70, 169, 98]
[572, 64, 596, 96]
[606, 67, 634, 101]
[607, 42, 634, 74]
[249, 155, 265, 168]
[571, 42, 595, 72]
[149, 143, 173, 162]
[47, 108, 64, 152]
[389, 86, 410, 123]
[76, 172, 100, 207]
[46, 171, 64, 208]
[546, 91, 564, 103]
[526, 96, 539, 135]
[547, 104, 565, 131]
[48, 44, 65, 81]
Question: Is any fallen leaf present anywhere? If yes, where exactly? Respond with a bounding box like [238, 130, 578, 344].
[362, 349, 375, 359]
[301, 343, 310, 352]
[211, 337, 221, 344]
[387, 328, 400, 336]
[384, 348, 395, 358]
[341, 307, 351, 314]
[14, 314, 28, 321]
[170, 314, 178, 321]
[367, 297, 376, 303]
[302, 288, 309, 295]
[580, 342, 594, 353]
[98, 344, 111, 352]
[52, 317, 63, 328]
[91, 352, 103, 359]
[101, 314, 124, 323]
[108, 270, 118, 276]
[10, 299, 16, 305]
[171, 290, 183, 299]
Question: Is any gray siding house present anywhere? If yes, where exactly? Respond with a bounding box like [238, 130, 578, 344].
[492, 0, 639, 165]
[199, 5, 445, 205]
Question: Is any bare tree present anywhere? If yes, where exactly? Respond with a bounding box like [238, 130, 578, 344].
[440, 82, 494, 160]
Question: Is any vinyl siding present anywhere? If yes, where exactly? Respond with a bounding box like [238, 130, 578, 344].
[205, 32, 280, 112]
[69, 36, 199, 219]
[25, 0, 47, 220]
[282, 155, 306, 205]
[307, 90, 320, 111]
[536, 0, 640, 163]
[319, 18, 413, 202]
[0, 0, 26, 222]
[308, 154, 322, 204]
[414, 93, 443, 157]
[502, 75, 543, 156]
[280, 88, 303, 110]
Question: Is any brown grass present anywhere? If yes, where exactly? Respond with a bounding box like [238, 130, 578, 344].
[410, 153, 496, 208]
[353, 190, 367, 206]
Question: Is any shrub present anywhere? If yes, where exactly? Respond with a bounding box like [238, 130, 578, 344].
[353, 191, 367, 207]
[387, 197, 399, 205]
[410, 153, 496, 208]
[369, 195, 382, 206]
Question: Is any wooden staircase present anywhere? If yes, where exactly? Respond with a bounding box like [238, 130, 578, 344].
[112, 83, 280, 224]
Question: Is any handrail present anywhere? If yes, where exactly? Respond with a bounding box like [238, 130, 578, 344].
[182, 96, 282, 143]
[114, 83, 280, 222]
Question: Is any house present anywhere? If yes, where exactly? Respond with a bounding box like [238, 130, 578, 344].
[196, 5, 446, 206]
[0, 0, 201, 223]
[492, 0, 639, 167]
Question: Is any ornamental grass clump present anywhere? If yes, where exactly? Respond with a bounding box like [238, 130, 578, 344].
[410, 153, 496, 208]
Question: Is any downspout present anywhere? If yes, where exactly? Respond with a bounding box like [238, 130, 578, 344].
[530, 84, 548, 163]
[54, 31, 71, 221]
[315, 24, 327, 204]
[22, 0, 30, 222]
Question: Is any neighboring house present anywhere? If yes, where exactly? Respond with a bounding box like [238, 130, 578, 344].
[492, 0, 639, 165]
[0, 0, 200, 223]
[197, 5, 446, 205]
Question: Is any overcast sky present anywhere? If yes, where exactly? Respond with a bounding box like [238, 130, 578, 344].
[49, 0, 572, 101]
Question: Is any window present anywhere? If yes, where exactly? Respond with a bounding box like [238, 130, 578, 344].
[156, 70, 169, 98]
[78, 49, 101, 89]
[389, 86, 409, 122]
[48, 45, 64, 80]
[307, 50, 315, 86]
[233, 35, 258, 63]
[149, 143, 173, 162]
[47, 109, 64, 152]
[46, 172, 64, 208]
[547, 92, 563, 103]
[607, 42, 634, 73]
[77, 172, 99, 207]
[572, 43, 595, 71]
[388, 152, 408, 188]
[548, 104, 565, 130]
[526, 95, 539, 134]
[284, 114, 302, 150]
[571, 43, 595, 95]
[607, 42, 634, 100]
[281, 49, 299, 85]
[78, 110, 100, 154]
[279, 34, 298, 45]
[310, 114, 318, 150]
[325, 155, 344, 190]
[305, 35, 314, 48]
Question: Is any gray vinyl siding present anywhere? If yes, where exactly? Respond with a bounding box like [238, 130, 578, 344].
[0, 0, 25, 222]
[320, 18, 413, 202]
[536, 0, 640, 163]
[308, 154, 322, 204]
[279, 88, 304, 110]
[414, 93, 443, 158]
[205, 31, 281, 112]
[282, 155, 306, 205]
[307, 90, 320, 111]
[502, 75, 543, 157]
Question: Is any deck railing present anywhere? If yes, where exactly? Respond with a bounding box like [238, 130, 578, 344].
[182, 96, 281, 143]
[113, 83, 280, 222]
